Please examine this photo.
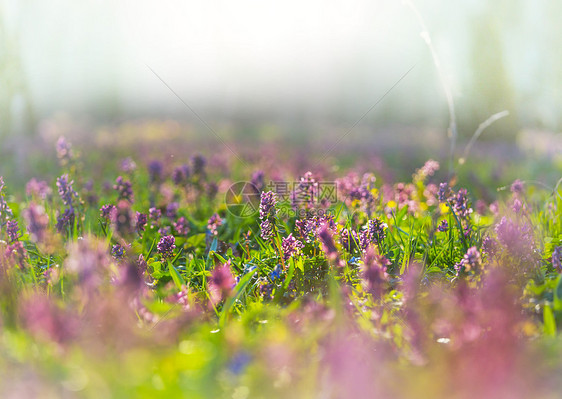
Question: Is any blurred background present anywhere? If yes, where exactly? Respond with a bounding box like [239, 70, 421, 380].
[1, 0, 561, 162]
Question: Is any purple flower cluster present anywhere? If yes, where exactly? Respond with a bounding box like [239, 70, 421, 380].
[318, 224, 341, 264]
[438, 220, 449, 232]
[207, 213, 223, 236]
[120, 157, 137, 173]
[148, 160, 163, 183]
[0, 177, 13, 223]
[56, 174, 78, 208]
[56, 136, 73, 164]
[136, 212, 147, 233]
[455, 247, 482, 275]
[173, 216, 190, 236]
[113, 176, 134, 203]
[251, 170, 265, 193]
[111, 244, 125, 259]
[366, 218, 387, 244]
[100, 204, 116, 220]
[191, 154, 206, 176]
[23, 203, 49, 243]
[361, 246, 390, 299]
[166, 202, 179, 219]
[259, 191, 278, 240]
[281, 234, 304, 262]
[157, 235, 176, 259]
[6, 220, 19, 242]
[172, 164, 191, 185]
[291, 171, 318, 209]
[551, 246, 561, 271]
[26, 178, 52, 200]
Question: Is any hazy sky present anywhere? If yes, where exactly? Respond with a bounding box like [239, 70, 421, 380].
[1, 0, 561, 130]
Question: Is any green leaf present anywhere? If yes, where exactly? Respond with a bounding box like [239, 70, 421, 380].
[544, 304, 556, 337]
[219, 269, 256, 327]
[168, 262, 185, 289]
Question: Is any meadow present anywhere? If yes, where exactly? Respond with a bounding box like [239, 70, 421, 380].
[0, 122, 561, 398]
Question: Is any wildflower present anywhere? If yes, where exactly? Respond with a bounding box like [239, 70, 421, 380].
[318, 225, 339, 259]
[207, 182, 218, 199]
[251, 170, 265, 193]
[6, 241, 27, 263]
[340, 228, 359, 253]
[269, 264, 283, 281]
[495, 217, 535, 259]
[367, 218, 387, 244]
[56, 174, 78, 208]
[191, 154, 207, 176]
[259, 191, 278, 220]
[23, 203, 49, 243]
[149, 207, 161, 225]
[281, 234, 304, 262]
[361, 246, 390, 299]
[451, 188, 472, 219]
[112, 200, 134, 237]
[438, 220, 449, 232]
[56, 208, 75, 233]
[437, 182, 450, 203]
[552, 246, 562, 271]
[455, 247, 482, 275]
[510, 179, 524, 195]
[26, 178, 52, 200]
[166, 202, 179, 218]
[111, 244, 125, 259]
[414, 159, 439, 181]
[172, 164, 190, 185]
[56, 136, 73, 164]
[0, 177, 13, 223]
[136, 212, 147, 233]
[511, 198, 523, 214]
[6, 220, 19, 242]
[113, 176, 134, 203]
[292, 172, 318, 208]
[173, 216, 190, 236]
[148, 160, 163, 183]
[209, 261, 236, 302]
[100, 204, 116, 220]
[157, 235, 176, 259]
[260, 219, 275, 241]
[120, 157, 137, 173]
[207, 213, 223, 236]
[482, 236, 498, 257]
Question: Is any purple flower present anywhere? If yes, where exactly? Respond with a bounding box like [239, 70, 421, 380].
[100, 204, 116, 219]
[455, 246, 482, 275]
[113, 176, 134, 203]
[437, 182, 450, 203]
[260, 219, 275, 241]
[56, 208, 75, 233]
[166, 202, 179, 219]
[207, 213, 223, 236]
[318, 224, 339, 260]
[149, 207, 162, 225]
[292, 171, 318, 208]
[6, 220, 19, 242]
[438, 220, 449, 232]
[56, 174, 78, 208]
[26, 178, 52, 200]
[174, 216, 190, 236]
[361, 246, 390, 299]
[148, 160, 163, 183]
[172, 164, 191, 185]
[510, 179, 524, 195]
[251, 170, 265, 193]
[209, 262, 236, 303]
[552, 246, 562, 271]
[259, 191, 278, 220]
[340, 228, 359, 253]
[112, 201, 134, 237]
[451, 188, 472, 219]
[120, 157, 137, 173]
[136, 212, 147, 233]
[56, 136, 73, 163]
[366, 218, 387, 244]
[157, 235, 176, 259]
[23, 203, 49, 243]
[191, 154, 207, 176]
[281, 234, 304, 262]
[111, 244, 125, 259]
